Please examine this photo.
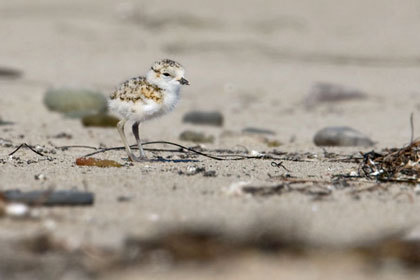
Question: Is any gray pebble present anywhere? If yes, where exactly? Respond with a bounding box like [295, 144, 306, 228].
[314, 126, 374, 147]
[242, 127, 275, 135]
[43, 88, 108, 118]
[305, 82, 367, 108]
[179, 130, 214, 143]
[0, 66, 22, 79]
[0, 138, 13, 147]
[0, 116, 14, 126]
[203, 170, 217, 177]
[182, 111, 224, 126]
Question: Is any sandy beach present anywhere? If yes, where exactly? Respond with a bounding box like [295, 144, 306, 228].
[2, 0, 420, 279]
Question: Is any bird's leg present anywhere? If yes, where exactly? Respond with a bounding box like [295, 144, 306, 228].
[117, 119, 138, 162]
[132, 121, 147, 159]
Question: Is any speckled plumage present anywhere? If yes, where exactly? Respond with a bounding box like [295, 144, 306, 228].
[110, 76, 163, 104]
[108, 59, 189, 162]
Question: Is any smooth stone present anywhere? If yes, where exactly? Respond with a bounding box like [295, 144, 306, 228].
[182, 111, 224, 126]
[314, 126, 374, 147]
[0, 116, 13, 126]
[242, 127, 275, 135]
[179, 130, 214, 143]
[82, 114, 119, 127]
[0, 66, 22, 79]
[305, 82, 367, 108]
[43, 88, 108, 118]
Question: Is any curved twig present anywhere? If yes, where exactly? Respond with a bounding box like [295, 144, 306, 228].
[59, 141, 280, 161]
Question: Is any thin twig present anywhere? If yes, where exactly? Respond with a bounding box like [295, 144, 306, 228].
[410, 112, 414, 144]
[8, 143, 45, 157]
[60, 141, 284, 161]
[271, 161, 291, 172]
[84, 142, 257, 160]
[58, 145, 98, 150]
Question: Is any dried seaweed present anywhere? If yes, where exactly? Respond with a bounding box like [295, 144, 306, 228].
[359, 140, 420, 183]
[75, 157, 122, 168]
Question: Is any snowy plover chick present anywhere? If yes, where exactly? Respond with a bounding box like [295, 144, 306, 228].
[109, 59, 189, 162]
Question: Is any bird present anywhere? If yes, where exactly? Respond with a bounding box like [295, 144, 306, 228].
[108, 59, 189, 162]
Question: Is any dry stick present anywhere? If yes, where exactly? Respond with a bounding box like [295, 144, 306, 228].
[59, 145, 98, 150]
[8, 143, 45, 157]
[61, 143, 354, 163]
[2, 189, 94, 206]
[82, 141, 272, 161]
[60, 141, 286, 161]
[410, 112, 414, 144]
[271, 161, 291, 172]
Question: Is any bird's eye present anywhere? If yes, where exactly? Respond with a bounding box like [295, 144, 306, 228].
[162, 73, 170, 77]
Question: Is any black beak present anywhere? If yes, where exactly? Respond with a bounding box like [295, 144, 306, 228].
[179, 77, 190, 85]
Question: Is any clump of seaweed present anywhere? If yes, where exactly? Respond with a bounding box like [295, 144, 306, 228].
[360, 139, 420, 183]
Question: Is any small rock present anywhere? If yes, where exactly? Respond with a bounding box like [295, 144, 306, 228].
[0, 117, 13, 126]
[250, 150, 264, 157]
[184, 165, 205, 175]
[179, 130, 214, 143]
[43, 88, 108, 118]
[0, 138, 13, 147]
[34, 174, 46, 180]
[82, 113, 119, 127]
[203, 170, 216, 177]
[304, 82, 367, 108]
[117, 196, 131, 202]
[242, 127, 275, 135]
[53, 132, 73, 139]
[186, 165, 202, 175]
[182, 111, 224, 126]
[0, 66, 22, 79]
[264, 139, 282, 147]
[313, 126, 374, 147]
[5, 203, 29, 218]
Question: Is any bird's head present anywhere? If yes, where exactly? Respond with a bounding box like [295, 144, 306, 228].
[146, 59, 190, 90]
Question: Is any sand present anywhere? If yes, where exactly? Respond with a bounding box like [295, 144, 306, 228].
[1, 0, 420, 279]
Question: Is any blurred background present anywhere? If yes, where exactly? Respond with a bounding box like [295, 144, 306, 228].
[2, 1, 420, 279]
[2, 0, 420, 147]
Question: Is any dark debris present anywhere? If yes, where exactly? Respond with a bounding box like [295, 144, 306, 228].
[359, 140, 420, 183]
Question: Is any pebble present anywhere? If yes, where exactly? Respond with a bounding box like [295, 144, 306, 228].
[181, 165, 216, 177]
[53, 132, 73, 139]
[34, 173, 47, 180]
[186, 165, 204, 175]
[0, 116, 14, 126]
[304, 82, 367, 108]
[0, 138, 13, 147]
[43, 88, 108, 118]
[203, 170, 217, 177]
[179, 130, 214, 143]
[313, 126, 374, 147]
[5, 203, 29, 218]
[0, 66, 22, 79]
[81, 113, 119, 127]
[182, 111, 224, 126]
[242, 127, 275, 135]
